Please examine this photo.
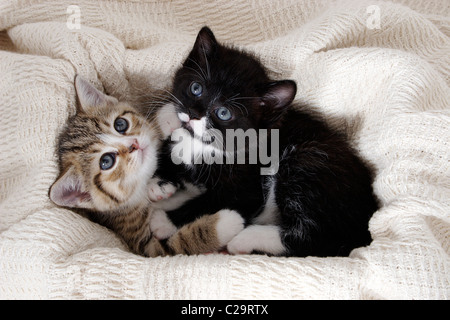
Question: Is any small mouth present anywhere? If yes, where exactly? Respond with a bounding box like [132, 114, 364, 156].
[201, 136, 215, 145]
[181, 123, 215, 145]
[182, 122, 194, 133]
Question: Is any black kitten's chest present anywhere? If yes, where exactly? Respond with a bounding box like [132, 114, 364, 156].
[188, 161, 259, 185]
[187, 162, 266, 219]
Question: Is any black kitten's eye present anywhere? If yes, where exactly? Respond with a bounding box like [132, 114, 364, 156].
[100, 153, 116, 170]
[190, 81, 203, 97]
[114, 117, 129, 134]
[215, 106, 232, 121]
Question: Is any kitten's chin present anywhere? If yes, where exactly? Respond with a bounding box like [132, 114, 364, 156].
[179, 123, 215, 145]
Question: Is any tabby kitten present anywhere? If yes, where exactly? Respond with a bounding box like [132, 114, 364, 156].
[49, 75, 244, 257]
[154, 27, 379, 257]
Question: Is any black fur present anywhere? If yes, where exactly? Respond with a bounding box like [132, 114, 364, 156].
[155, 27, 378, 257]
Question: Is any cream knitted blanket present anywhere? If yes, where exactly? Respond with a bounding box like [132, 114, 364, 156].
[0, 0, 448, 299]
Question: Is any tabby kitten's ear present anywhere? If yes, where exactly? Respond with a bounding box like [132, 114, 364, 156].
[49, 166, 92, 209]
[189, 26, 218, 63]
[74, 75, 118, 113]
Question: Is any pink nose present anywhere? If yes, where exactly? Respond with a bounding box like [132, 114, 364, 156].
[129, 139, 140, 153]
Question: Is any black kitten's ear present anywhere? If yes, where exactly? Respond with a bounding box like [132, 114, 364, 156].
[261, 80, 297, 110]
[193, 26, 218, 58]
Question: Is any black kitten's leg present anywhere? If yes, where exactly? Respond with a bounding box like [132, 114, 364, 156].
[273, 145, 373, 257]
[165, 191, 219, 228]
[277, 196, 361, 257]
[273, 155, 339, 257]
[150, 191, 216, 240]
[225, 189, 321, 256]
[164, 183, 262, 228]
[226, 224, 286, 255]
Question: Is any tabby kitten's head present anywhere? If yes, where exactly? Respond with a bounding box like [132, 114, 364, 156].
[171, 27, 297, 148]
[49, 76, 160, 212]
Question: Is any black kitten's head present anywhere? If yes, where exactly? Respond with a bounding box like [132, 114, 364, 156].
[171, 26, 297, 140]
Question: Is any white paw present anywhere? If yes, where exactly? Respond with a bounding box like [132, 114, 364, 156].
[148, 178, 177, 202]
[227, 225, 285, 255]
[157, 103, 182, 138]
[150, 209, 177, 240]
[215, 210, 245, 247]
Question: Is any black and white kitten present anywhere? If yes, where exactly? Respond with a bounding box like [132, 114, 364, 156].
[154, 27, 379, 257]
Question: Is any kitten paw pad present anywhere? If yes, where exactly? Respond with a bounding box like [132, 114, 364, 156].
[148, 179, 177, 202]
[215, 209, 245, 247]
[150, 209, 177, 240]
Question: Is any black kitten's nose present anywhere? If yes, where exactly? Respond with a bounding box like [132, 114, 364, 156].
[188, 112, 201, 120]
[187, 107, 204, 121]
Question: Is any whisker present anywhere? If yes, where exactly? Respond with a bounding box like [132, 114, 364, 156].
[229, 101, 249, 117]
[226, 93, 240, 102]
[163, 89, 184, 108]
[203, 164, 212, 186]
[184, 66, 206, 82]
[201, 44, 211, 81]
[187, 58, 209, 82]
[211, 160, 222, 190]
[229, 96, 257, 101]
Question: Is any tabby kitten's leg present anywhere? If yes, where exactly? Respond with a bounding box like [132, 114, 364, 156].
[144, 209, 244, 257]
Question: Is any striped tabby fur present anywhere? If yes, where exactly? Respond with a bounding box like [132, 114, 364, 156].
[49, 76, 243, 257]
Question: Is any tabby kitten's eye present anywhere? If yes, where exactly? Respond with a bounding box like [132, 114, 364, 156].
[114, 117, 129, 134]
[100, 153, 116, 170]
[215, 106, 232, 121]
[190, 82, 203, 97]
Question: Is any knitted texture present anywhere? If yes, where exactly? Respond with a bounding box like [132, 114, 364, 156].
[0, 0, 448, 299]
